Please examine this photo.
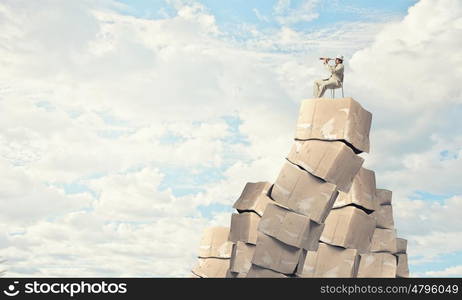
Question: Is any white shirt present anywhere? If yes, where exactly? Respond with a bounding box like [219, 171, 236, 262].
[325, 62, 344, 83]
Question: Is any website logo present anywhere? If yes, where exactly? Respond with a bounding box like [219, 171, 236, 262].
[3, 281, 20, 297]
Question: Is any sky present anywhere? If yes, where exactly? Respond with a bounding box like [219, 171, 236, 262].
[0, 0, 461, 277]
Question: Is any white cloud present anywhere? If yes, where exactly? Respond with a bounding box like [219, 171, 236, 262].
[345, 0, 462, 200]
[253, 8, 269, 23]
[343, 0, 462, 273]
[393, 195, 462, 263]
[374, 135, 462, 196]
[89, 168, 174, 221]
[0, 0, 298, 276]
[0, 157, 92, 225]
[273, 0, 320, 25]
[347, 0, 462, 188]
[349, 0, 462, 111]
[274, 0, 291, 15]
[425, 265, 462, 277]
[0, 214, 216, 277]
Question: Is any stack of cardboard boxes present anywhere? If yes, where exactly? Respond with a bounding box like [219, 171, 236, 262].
[297, 167, 377, 277]
[192, 98, 409, 278]
[356, 189, 409, 277]
[191, 226, 233, 278]
[227, 182, 273, 277]
[396, 238, 410, 278]
[247, 98, 370, 277]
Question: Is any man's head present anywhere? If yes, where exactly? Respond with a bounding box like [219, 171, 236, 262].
[335, 55, 344, 64]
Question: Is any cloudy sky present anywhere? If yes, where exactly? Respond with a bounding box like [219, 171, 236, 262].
[0, 0, 461, 277]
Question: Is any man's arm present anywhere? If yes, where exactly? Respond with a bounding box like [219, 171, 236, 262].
[333, 63, 344, 76]
[324, 60, 335, 73]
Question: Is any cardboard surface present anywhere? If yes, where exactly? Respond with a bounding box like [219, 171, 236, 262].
[229, 212, 260, 245]
[296, 243, 360, 278]
[370, 228, 397, 253]
[396, 238, 407, 254]
[252, 233, 302, 274]
[229, 241, 255, 274]
[271, 160, 338, 223]
[295, 98, 372, 153]
[287, 140, 364, 193]
[376, 189, 392, 205]
[372, 204, 395, 229]
[320, 206, 376, 253]
[258, 203, 324, 250]
[192, 258, 230, 278]
[246, 264, 288, 278]
[334, 167, 378, 212]
[357, 252, 397, 278]
[226, 270, 248, 278]
[198, 226, 233, 258]
[396, 253, 409, 278]
[233, 182, 273, 216]
[225, 269, 234, 278]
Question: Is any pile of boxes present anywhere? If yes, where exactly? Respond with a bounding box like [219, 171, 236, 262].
[227, 182, 272, 277]
[191, 226, 233, 278]
[357, 189, 410, 277]
[296, 167, 377, 277]
[191, 98, 409, 278]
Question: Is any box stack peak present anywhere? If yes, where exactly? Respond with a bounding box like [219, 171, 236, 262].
[191, 98, 408, 278]
[296, 97, 372, 153]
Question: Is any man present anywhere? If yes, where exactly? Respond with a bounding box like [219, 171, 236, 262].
[313, 55, 344, 98]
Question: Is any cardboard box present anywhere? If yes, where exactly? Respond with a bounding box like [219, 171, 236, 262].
[271, 160, 338, 223]
[233, 182, 273, 216]
[225, 269, 235, 278]
[252, 233, 302, 274]
[372, 204, 394, 229]
[287, 140, 364, 193]
[226, 269, 248, 278]
[334, 167, 378, 212]
[296, 243, 360, 278]
[258, 203, 324, 251]
[396, 253, 409, 278]
[320, 206, 376, 253]
[357, 252, 397, 278]
[198, 226, 233, 258]
[295, 98, 372, 153]
[229, 212, 260, 245]
[295, 250, 317, 278]
[192, 258, 230, 278]
[395, 238, 407, 254]
[370, 228, 397, 253]
[229, 241, 255, 274]
[376, 189, 392, 205]
[246, 264, 288, 278]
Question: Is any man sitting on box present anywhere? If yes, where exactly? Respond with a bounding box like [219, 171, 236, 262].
[313, 55, 344, 98]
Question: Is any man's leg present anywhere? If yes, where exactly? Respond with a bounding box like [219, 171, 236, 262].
[319, 79, 340, 98]
[313, 79, 324, 98]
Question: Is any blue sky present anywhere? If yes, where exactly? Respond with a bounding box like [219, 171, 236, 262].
[0, 0, 461, 278]
[113, 0, 417, 45]
[117, 0, 414, 27]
